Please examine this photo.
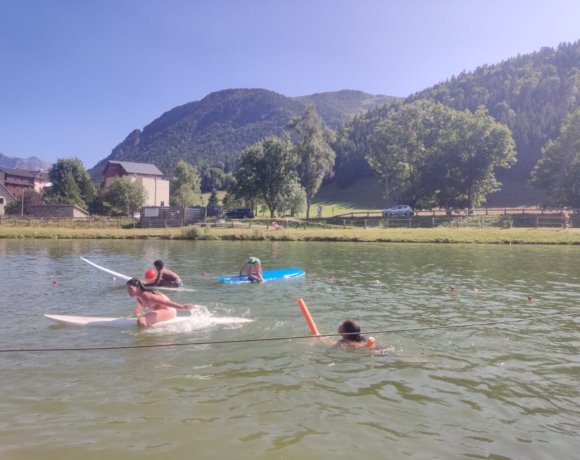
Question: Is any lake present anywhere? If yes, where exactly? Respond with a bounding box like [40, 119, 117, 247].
[1, 239, 579, 459]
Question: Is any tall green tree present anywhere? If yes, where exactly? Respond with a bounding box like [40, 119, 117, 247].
[171, 160, 202, 207]
[105, 177, 148, 216]
[44, 158, 96, 209]
[368, 101, 441, 207]
[279, 180, 306, 217]
[368, 101, 516, 209]
[443, 106, 516, 209]
[229, 135, 298, 217]
[207, 188, 219, 206]
[286, 105, 336, 219]
[531, 108, 580, 207]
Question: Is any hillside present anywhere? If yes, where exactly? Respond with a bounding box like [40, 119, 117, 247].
[0, 152, 52, 171]
[88, 88, 397, 182]
[333, 41, 580, 205]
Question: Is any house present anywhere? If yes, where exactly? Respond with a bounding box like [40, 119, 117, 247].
[0, 183, 15, 215]
[102, 160, 169, 207]
[0, 167, 50, 197]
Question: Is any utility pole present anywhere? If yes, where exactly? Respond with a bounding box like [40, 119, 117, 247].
[21, 189, 24, 216]
[385, 171, 388, 206]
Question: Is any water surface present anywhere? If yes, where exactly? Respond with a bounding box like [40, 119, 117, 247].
[1, 240, 579, 459]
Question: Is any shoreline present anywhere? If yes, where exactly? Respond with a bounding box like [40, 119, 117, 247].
[1, 225, 580, 244]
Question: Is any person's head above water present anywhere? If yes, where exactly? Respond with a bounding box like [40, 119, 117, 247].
[153, 260, 164, 270]
[338, 318, 362, 342]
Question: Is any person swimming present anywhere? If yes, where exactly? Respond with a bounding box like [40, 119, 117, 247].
[144, 260, 183, 288]
[335, 318, 374, 348]
[239, 256, 265, 283]
[126, 278, 194, 327]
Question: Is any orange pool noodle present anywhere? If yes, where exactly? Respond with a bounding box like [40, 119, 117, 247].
[297, 298, 320, 336]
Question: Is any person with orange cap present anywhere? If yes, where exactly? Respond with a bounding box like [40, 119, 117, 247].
[144, 260, 183, 288]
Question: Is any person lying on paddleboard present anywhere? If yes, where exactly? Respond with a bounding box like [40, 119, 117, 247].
[239, 256, 265, 283]
[126, 278, 194, 327]
[144, 259, 183, 288]
[334, 318, 375, 348]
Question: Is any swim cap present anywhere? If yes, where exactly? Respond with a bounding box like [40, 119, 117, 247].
[145, 269, 156, 279]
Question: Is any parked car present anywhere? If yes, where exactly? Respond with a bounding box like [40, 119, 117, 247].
[383, 205, 414, 217]
[226, 208, 255, 219]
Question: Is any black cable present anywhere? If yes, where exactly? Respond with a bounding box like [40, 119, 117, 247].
[1, 311, 578, 353]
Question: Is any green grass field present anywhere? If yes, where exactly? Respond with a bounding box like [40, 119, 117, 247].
[2, 223, 579, 245]
[201, 174, 547, 219]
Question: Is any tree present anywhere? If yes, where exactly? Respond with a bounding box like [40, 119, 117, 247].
[280, 180, 306, 217]
[368, 101, 516, 210]
[207, 188, 219, 206]
[229, 135, 299, 217]
[531, 108, 580, 207]
[44, 158, 96, 209]
[105, 177, 147, 216]
[286, 105, 336, 219]
[171, 160, 201, 207]
[4, 189, 43, 215]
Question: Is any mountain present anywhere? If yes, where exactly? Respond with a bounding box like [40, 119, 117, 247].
[0, 152, 52, 171]
[332, 41, 580, 205]
[88, 88, 398, 182]
[406, 41, 580, 179]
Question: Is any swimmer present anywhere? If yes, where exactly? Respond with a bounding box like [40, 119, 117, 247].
[335, 318, 375, 348]
[126, 278, 194, 327]
[144, 260, 183, 288]
[239, 256, 265, 283]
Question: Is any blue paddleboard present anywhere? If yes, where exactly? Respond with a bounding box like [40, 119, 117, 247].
[216, 268, 305, 283]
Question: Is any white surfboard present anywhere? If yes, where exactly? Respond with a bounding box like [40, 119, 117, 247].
[45, 314, 252, 328]
[80, 257, 194, 291]
[80, 257, 132, 281]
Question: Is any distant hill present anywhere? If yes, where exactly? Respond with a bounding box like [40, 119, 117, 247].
[333, 41, 580, 205]
[0, 152, 52, 171]
[88, 88, 398, 182]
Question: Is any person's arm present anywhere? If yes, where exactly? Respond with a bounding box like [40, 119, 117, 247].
[142, 292, 194, 310]
[239, 263, 248, 277]
[133, 297, 145, 317]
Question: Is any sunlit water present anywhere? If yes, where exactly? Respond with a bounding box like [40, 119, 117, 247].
[1, 239, 579, 459]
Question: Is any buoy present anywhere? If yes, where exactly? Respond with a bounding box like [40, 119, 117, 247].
[329, 275, 335, 280]
[111, 277, 116, 281]
[297, 298, 320, 335]
[202, 272, 207, 276]
[145, 269, 156, 279]
[450, 286, 456, 291]
[53, 280, 58, 285]
[366, 337, 376, 349]
[528, 295, 533, 301]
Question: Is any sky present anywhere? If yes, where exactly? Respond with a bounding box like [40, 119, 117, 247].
[1, 0, 579, 169]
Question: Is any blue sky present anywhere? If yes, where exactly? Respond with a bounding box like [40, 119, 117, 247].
[1, 0, 579, 169]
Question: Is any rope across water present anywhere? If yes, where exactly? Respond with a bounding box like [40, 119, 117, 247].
[1, 311, 578, 353]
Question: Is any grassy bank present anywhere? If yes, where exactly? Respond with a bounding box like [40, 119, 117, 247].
[2, 224, 580, 244]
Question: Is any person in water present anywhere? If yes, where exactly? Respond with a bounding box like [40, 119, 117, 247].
[335, 318, 374, 348]
[126, 278, 194, 327]
[239, 256, 265, 282]
[144, 259, 183, 288]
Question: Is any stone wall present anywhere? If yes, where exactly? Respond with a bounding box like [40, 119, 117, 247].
[28, 205, 89, 218]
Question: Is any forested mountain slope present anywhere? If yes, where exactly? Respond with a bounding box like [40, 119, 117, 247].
[88, 88, 395, 181]
[333, 41, 580, 205]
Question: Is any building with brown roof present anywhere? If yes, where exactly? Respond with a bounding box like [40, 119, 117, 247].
[0, 167, 50, 197]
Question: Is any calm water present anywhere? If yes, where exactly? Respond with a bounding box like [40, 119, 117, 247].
[1, 239, 580, 459]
